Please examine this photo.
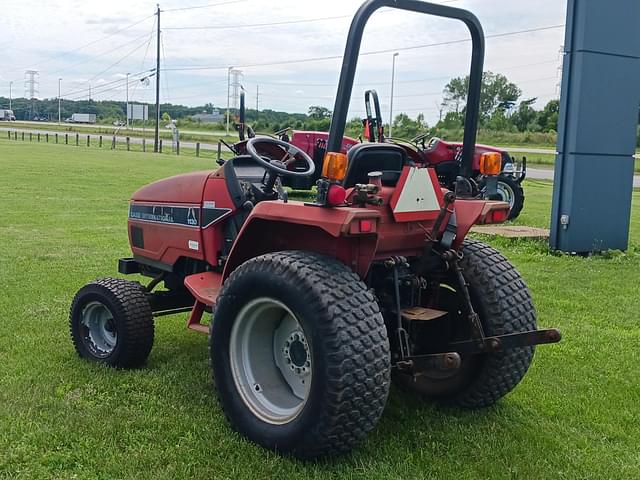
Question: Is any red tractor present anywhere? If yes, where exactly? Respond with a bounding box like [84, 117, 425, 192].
[70, 0, 559, 459]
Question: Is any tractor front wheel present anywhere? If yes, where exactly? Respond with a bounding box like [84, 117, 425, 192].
[69, 278, 154, 368]
[210, 251, 390, 459]
[395, 240, 536, 408]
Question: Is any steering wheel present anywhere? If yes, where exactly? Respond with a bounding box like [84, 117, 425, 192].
[410, 132, 430, 144]
[246, 137, 315, 178]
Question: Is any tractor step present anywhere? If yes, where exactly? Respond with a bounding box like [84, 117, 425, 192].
[184, 271, 223, 307]
[401, 307, 448, 322]
[184, 272, 223, 334]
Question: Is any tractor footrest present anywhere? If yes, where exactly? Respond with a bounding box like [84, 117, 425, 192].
[401, 307, 448, 322]
[184, 272, 224, 335]
[184, 271, 223, 307]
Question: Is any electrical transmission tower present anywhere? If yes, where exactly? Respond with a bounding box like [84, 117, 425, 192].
[24, 70, 39, 120]
[230, 69, 243, 110]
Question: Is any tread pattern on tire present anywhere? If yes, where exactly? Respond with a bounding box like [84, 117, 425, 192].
[451, 239, 537, 408]
[70, 277, 154, 368]
[211, 251, 391, 458]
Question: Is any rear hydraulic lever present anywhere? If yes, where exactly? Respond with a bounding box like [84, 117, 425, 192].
[442, 249, 486, 349]
[385, 256, 412, 368]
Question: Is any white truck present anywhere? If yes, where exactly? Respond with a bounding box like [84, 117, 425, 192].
[0, 109, 16, 121]
[66, 113, 97, 124]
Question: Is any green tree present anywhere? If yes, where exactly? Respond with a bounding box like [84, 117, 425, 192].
[538, 99, 560, 132]
[308, 105, 332, 120]
[511, 98, 538, 132]
[391, 113, 427, 139]
[443, 72, 522, 123]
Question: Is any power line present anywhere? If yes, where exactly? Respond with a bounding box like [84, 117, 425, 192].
[162, 0, 247, 13]
[246, 60, 557, 89]
[48, 31, 154, 77]
[59, 18, 156, 99]
[62, 75, 130, 97]
[3, 14, 155, 79]
[162, 24, 565, 72]
[163, 0, 459, 29]
[165, 14, 351, 30]
[67, 75, 151, 101]
[86, 34, 155, 84]
[129, 17, 158, 105]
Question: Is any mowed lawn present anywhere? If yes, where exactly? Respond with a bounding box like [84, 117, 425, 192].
[1, 138, 639, 480]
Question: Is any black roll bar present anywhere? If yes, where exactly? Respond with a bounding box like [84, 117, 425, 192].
[364, 89, 384, 142]
[327, 0, 484, 178]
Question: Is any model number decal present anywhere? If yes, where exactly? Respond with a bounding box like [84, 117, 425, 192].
[129, 203, 232, 228]
[129, 204, 200, 227]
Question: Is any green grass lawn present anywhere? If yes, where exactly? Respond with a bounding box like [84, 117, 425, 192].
[1, 139, 639, 479]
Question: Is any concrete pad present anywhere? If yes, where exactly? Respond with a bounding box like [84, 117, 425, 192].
[470, 225, 550, 240]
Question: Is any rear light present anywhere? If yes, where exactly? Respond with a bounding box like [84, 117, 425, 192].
[359, 219, 373, 232]
[490, 208, 509, 223]
[322, 152, 348, 182]
[327, 184, 346, 206]
[480, 152, 502, 175]
[349, 218, 376, 234]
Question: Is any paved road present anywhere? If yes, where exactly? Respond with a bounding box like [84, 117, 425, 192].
[3, 126, 639, 187]
[527, 166, 640, 188]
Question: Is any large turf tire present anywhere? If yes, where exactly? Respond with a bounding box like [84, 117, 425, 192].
[497, 174, 525, 220]
[395, 239, 536, 408]
[210, 251, 391, 459]
[70, 278, 154, 368]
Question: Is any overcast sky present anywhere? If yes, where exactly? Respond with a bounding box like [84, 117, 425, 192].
[0, 0, 567, 123]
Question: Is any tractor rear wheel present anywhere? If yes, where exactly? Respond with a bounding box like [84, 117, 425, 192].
[497, 174, 525, 220]
[210, 251, 390, 459]
[69, 278, 154, 368]
[395, 240, 536, 408]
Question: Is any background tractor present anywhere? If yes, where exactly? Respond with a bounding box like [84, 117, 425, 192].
[362, 89, 527, 219]
[70, 0, 559, 460]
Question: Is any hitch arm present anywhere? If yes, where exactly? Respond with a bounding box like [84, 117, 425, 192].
[428, 328, 562, 355]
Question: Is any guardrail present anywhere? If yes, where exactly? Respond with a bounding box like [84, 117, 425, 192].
[4, 129, 223, 158]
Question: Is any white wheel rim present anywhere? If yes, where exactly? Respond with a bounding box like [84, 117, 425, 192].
[496, 180, 516, 209]
[80, 301, 117, 357]
[229, 297, 311, 425]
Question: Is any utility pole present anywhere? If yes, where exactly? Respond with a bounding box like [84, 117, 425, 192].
[9, 81, 12, 111]
[58, 78, 62, 124]
[88, 83, 91, 101]
[256, 84, 259, 119]
[126, 72, 130, 129]
[389, 52, 399, 138]
[154, 4, 161, 152]
[226, 66, 232, 136]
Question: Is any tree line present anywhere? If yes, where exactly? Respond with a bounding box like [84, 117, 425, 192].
[0, 72, 560, 142]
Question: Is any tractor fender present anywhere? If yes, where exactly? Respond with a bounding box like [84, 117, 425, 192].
[222, 201, 380, 280]
[452, 199, 508, 248]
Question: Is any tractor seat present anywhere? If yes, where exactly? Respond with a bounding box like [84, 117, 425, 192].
[342, 143, 407, 188]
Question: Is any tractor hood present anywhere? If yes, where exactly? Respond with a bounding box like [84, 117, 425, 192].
[449, 142, 507, 155]
[131, 171, 212, 204]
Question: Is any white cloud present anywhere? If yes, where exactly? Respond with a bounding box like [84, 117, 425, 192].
[1, 0, 566, 123]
